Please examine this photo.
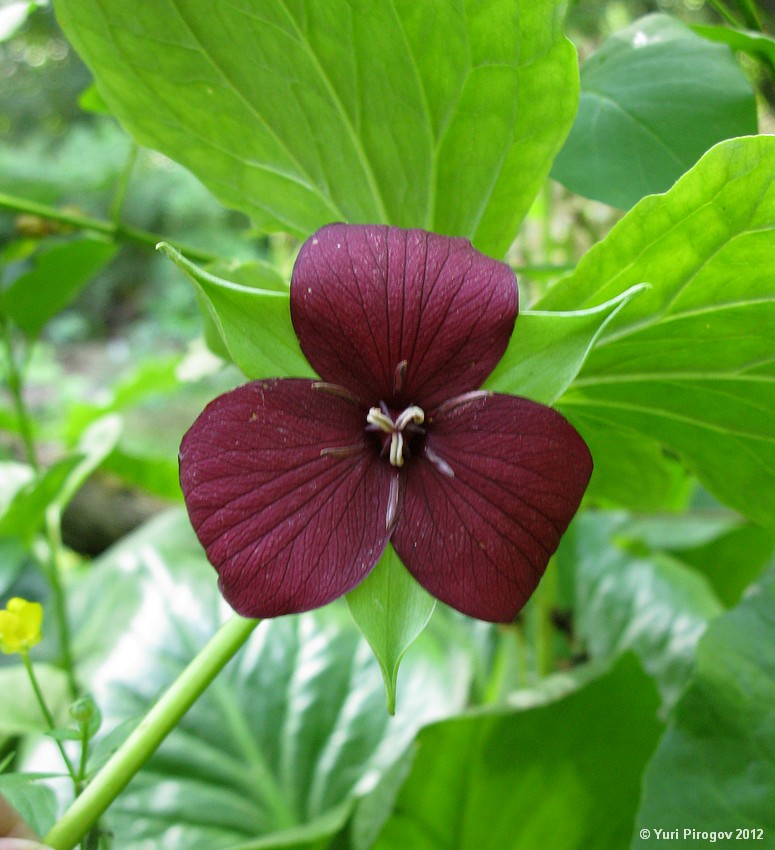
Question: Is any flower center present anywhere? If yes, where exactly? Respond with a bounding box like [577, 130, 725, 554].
[366, 403, 425, 467]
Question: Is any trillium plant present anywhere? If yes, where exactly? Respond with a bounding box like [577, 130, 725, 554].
[2, 0, 774, 848]
[180, 224, 592, 623]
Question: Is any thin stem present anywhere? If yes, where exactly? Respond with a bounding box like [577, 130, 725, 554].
[45, 506, 80, 701]
[707, 0, 745, 27]
[109, 144, 139, 225]
[44, 614, 261, 850]
[0, 318, 38, 470]
[0, 192, 219, 264]
[1, 319, 79, 697]
[736, 0, 764, 30]
[21, 651, 80, 790]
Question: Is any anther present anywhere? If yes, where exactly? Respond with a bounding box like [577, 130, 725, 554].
[431, 389, 491, 418]
[386, 474, 400, 531]
[320, 445, 362, 459]
[425, 446, 454, 478]
[393, 360, 408, 395]
[311, 382, 361, 405]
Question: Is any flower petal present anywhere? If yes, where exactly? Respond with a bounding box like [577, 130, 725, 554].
[179, 379, 393, 617]
[392, 394, 592, 622]
[291, 224, 518, 408]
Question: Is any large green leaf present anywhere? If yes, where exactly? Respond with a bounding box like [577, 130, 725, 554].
[159, 243, 314, 380]
[633, 565, 775, 846]
[54, 0, 577, 256]
[564, 513, 723, 709]
[484, 284, 646, 402]
[65, 511, 464, 850]
[552, 14, 757, 209]
[370, 655, 662, 850]
[539, 136, 775, 526]
[1, 237, 117, 336]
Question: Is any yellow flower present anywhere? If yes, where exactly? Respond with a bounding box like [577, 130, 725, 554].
[0, 597, 43, 654]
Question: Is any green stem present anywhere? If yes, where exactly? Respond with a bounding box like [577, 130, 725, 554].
[44, 614, 261, 850]
[21, 651, 80, 789]
[0, 191, 219, 264]
[707, 0, 745, 27]
[44, 506, 80, 701]
[1, 319, 79, 697]
[736, 0, 764, 30]
[0, 318, 38, 470]
[109, 144, 139, 226]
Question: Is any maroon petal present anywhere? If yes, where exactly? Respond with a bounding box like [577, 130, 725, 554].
[291, 224, 518, 409]
[179, 379, 393, 618]
[392, 393, 592, 622]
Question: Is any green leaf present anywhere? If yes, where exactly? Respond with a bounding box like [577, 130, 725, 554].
[539, 136, 775, 527]
[66, 510, 464, 850]
[552, 14, 757, 209]
[677, 522, 775, 608]
[634, 565, 775, 845]
[55, 0, 577, 256]
[565, 513, 723, 709]
[0, 455, 83, 543]
[484, 284, 647, 402]
[56, 414, 123, 509]
[570, 419, 691, 512]
[346, 545, 436, 715]
[1, 237, 117, 336]
[0, 774, 58, 838]
[371, 655, 662, 850]
[159, 243, 314, 380]
[693, 24, 775, 69]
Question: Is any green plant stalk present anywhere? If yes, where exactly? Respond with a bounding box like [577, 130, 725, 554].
[0, 317, 38, 470]
[109, 144, 139, 226]
[20, 650, 80, 790]
[736, 0, 763, 30]
[1, 319, 79, 698]
[0, 191, 219, 264]
[43, 614, 261, 850]
[707, 0, 745, 27]
[45, 505, 80, 700]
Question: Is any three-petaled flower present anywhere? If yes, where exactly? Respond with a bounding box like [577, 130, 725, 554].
[180, 224, 592, 623]
[0, 597, 43, 655]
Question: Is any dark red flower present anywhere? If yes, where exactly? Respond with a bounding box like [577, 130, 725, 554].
[179, 224, 592, 623]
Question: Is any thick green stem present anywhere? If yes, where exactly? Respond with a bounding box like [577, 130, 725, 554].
[44, 614, 261, 850]
[0, 191, 219, 264]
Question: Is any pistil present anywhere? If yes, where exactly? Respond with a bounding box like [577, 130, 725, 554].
[366, 403, 425, 467]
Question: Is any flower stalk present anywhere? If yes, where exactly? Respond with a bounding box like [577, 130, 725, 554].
[43, 614, 260, 850]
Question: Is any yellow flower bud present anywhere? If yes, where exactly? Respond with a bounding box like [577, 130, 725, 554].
[0, 597, 43, 654]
